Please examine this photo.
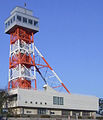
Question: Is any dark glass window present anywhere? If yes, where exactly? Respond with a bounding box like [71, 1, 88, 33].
[8, 21, 10, 26]
[50, 112, 55, 115]
[11, 19, 12, 23]
[5, 23, 7, 28]
[53, 96, 58, 105]
[25, 101, 27, 103]
[60, 97, 63, 105]
[53, 96, 64, 105]
[8, 94, 17, 101]
[27, 111, 32, 113]
[34, 20, 38, 26]
[28, 19, 32, 24]
[35, 102, 37, 104]
[62, 110, 69, 115]
[13, 16, 15, 21]
[30, 101, 32, 104]
[17, 15, 21, 21]
[38, 109, 46, 115]
[23, 17, 27, 23]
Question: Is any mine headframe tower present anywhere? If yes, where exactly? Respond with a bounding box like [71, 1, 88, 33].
[5, 6, 70, 94]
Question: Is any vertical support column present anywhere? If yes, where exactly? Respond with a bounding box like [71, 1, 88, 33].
[90, 112, 92, 117]
[17, 28, 19, 40]
[80, 112, 82, 117]
[8, 69, 11, 82]
[19, 64, 21, 78]
[70, 111, 72, 117]
[18, 39, 21, 79]
[91, 112, 96, 119]
[8, 81, 10, 90]
[32, 32, 37, 90]
[10, 34, 12, 55]
[8, 34, 12, 89]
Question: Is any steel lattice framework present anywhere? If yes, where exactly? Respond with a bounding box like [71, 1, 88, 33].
[5, 6, 70, 94]
[8, 27, 36, 89]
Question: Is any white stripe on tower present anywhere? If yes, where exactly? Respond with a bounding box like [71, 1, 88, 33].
[35, 46, 62, 83]
[35, 46, 43, 57]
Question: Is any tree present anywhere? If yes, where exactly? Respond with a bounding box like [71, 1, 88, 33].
[0, 89, 8, 115]
[99, 98, 103, 115]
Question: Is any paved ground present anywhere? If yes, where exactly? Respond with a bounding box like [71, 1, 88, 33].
[2, 118, 98, 120]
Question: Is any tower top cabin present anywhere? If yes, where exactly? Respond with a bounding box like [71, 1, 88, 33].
[5, 6, 39, 34]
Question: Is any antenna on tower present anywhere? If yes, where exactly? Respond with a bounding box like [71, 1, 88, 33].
[24, 3, 27, 14]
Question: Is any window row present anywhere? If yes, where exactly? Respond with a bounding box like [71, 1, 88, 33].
[17, 15, 38, 26]
[53, 96, 64, 105]
[25, 101, 47, 105]
[5, 15, 38, 28]
[5, 16, 15, 28]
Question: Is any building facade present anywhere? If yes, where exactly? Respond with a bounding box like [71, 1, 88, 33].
[8, 85, 98, 118]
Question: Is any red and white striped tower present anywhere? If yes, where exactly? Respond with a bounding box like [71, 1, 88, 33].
[8, 28, 36, 89]
[5, 7, 39, 90]
[5, 6, 70, 94]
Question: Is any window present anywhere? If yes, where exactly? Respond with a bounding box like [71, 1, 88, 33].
[8, 94, 17, 101]
[25, 101, 27, 103]
[28, 19, 32, 24]
[5, 23, 7, 28]
[34, 20, 38, 26]
[8, 21, 10, 26]
[50, 112, 55, 115]
[45, 102, 47, 105]
[53, 96, 58, 105]
[60, 97, 63, 105]
[62, 110, 69, 115]
[13, 16, 15, 21]
[53, 96, 64, 105]
[27, 111, 32, 113]
[23, 17, 27, 23]
[82, 112, 90, 116]
[35, 102, 37, 104]
[40, 102, 42, 105]
[38, 109, 46, 115]
[30, 101, 32, 104]
[10, 19, 12, 23]
[17, 15, 21, 21]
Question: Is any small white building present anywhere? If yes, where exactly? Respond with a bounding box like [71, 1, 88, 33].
[8, 85, 98, 118]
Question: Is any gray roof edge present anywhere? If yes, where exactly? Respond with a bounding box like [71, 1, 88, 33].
[10, 6, 33, 15]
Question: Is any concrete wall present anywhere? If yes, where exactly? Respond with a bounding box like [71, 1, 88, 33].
[50, 110, 62, 115]
[10, 7, 33, 16]
[24, 108, 37, 115]
[8, 85, 98, 111]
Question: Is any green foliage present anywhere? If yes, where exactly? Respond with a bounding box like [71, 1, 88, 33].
[0, 90, 8, 115]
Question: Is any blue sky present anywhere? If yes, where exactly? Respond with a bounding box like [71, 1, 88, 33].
[0, 0, 103, 98]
